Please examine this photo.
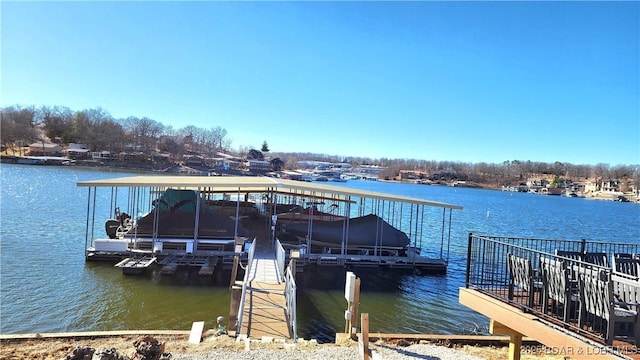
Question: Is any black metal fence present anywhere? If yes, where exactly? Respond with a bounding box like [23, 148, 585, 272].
[464, 233, 639, 346]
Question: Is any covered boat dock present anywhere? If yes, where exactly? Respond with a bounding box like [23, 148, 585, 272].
[77, 175, 463, 341]
[77, 175, 462, 275]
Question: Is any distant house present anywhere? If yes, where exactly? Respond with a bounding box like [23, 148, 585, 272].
[246, 159, 271, 174]
[205, 156, 227, 169]
[184, 155, 205, 168]
[270, 158, 285, 172]
[151, 152, 171, 165]
[600, 179, 621, 193]
[118, 151, 148, 164]
[526, 178, 549, 192]
[399, 170, 428, 180]
[298, 160, 331, 170]
[91, 151, 112, 160]
[28, 142, 62, 155]
[246, 149, 265, 161]
[584, 181, 598, 193]
[431, 170, 459, 181]
[354, 165, 387, 176]
[331, 163, 353, 171]
[66, 143, 91, 159]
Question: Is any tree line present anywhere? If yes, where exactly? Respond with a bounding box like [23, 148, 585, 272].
[273, 152, 638, 189]
[1, 104, 638, 188]
[1, 105, 232, 160]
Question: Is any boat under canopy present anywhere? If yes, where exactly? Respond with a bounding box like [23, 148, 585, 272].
[126, 189, 248, 239]
[103, 189, 249, 240]
[280, 213, 410, 250]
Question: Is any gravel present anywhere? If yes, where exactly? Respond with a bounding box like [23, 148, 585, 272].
[371, 343, 484, 360]
[169, 342, 484, 360]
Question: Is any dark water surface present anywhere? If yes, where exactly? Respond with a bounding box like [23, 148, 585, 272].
[1, 164, 638, 341]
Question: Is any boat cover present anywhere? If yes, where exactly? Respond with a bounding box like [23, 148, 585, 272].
[130, 189, 248, 238]
[281, 214, 410, 249]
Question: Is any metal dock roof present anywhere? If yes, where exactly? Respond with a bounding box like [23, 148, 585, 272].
[77, 175, 463, 210]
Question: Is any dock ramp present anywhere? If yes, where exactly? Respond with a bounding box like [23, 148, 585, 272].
[236, 240, 297, 340]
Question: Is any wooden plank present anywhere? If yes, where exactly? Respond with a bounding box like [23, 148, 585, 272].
[0, 330, 191, 341]
[490, 319, 519, 336]
[346, 333, 537, 343]
[188, 321, 205, 344]
[242, 281, 290, 339]
[228, 287, 241, 333]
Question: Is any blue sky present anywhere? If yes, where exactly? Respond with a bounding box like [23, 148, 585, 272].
[2, 1, 638, 165]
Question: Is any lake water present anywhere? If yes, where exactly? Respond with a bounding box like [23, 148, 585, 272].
[1, 164, 638, 341]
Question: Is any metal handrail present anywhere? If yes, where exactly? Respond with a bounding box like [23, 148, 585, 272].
[236, 239, 256, 336]
[285, 264, 297, 341]
[275, 239, 286, 281]
[465, 233, 640, 345]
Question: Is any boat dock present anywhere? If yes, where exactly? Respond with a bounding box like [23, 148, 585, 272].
[77, 175, 462, 274]
[77, 175, 463, 340]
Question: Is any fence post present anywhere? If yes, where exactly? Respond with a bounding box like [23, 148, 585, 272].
[359, 313, 369, 360]
[465, 232, 473, 287]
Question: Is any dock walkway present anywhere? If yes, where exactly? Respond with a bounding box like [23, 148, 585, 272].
[241, 247, 291, 339]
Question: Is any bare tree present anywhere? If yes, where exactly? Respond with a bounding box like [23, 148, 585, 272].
[591, 163, 610, 183]
[125, 116, 164, 153]
[0, 106, 38, 154]
[211, 126, 228, 151]
[38, 105, 74, 142]
[93, 119, 126, 153]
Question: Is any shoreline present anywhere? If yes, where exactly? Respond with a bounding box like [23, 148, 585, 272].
[0, 330, 558, 360]
[2, 153, 638, 203]
[2, 159, 638, 203]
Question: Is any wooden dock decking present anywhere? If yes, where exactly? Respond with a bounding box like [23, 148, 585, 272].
[241, 253, 291, 339]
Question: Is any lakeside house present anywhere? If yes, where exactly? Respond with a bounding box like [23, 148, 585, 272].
[399, 170, 429, 181]
[245, 159, 271, 174]
[28, 142, 62, 156]
[65, 143, 91, 159]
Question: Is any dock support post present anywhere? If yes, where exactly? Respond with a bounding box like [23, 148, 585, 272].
[490, 319, 522, 360]
[350, 277, 361, 340]
[509, 332, 522, 360]
[359, 313, 369, 360]
[230, 255, 239, 289]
